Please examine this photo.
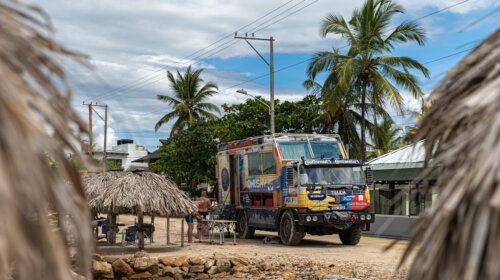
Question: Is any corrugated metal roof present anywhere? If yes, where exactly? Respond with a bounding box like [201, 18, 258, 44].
[367, 140, 426, 170]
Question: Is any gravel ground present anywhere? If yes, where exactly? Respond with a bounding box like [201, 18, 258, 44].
[96, 215, 411, 279]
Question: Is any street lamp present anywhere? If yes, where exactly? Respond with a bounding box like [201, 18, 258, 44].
[236, 89, 274, 134]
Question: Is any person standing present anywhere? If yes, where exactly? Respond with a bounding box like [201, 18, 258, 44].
[186, 201, 201, 243]
[196, 191, 213, 240]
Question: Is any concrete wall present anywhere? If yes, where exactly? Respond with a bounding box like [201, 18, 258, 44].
[364, 214, 418, 238]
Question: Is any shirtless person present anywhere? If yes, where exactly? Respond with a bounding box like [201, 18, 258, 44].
[196, 191, 213, 240]
[186, 200, 202, 243]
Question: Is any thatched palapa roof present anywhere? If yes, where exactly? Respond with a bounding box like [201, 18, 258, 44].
[402, 29, 500, 279]
[82, 171, 125, 208]
[89, 172, 197, 216]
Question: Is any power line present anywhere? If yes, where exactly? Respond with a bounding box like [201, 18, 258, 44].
[98, 0, 321, 102]
[95, 0, 298, 100]
[458, 5, 500, 32]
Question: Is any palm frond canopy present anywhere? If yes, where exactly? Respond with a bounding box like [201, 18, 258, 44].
[402, 29, 500, 280]
[89, 172, 197, 216]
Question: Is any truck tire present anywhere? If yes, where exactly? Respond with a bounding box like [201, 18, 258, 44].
[237, 211, 254, 239]
[279, 211, 305, 246]
[339, 224, 361, 245]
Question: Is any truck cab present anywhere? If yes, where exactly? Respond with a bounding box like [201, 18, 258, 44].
[216, 134, 374, 245]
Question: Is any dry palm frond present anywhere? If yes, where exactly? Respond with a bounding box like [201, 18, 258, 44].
[91, 172, 198, 216]
[402, 29, 500, 280]
[82, 171, 125, 207]
[0, 1, 91, 279]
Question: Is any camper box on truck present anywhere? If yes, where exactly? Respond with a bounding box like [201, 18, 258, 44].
[216, 134, 374, 245]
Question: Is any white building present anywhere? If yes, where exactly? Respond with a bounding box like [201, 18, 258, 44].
[92, 139, 148, 171]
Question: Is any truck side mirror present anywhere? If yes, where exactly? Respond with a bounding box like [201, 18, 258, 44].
[365, 167, 373, 185]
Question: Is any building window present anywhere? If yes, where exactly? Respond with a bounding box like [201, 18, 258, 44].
[262, 152, 276, 175]
[370, 182, 438, 216]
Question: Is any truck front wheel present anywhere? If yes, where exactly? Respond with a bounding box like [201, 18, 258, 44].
[279, 211, 305, 246]
[339, 224, 361, 245]
[237, 211, 254, 239]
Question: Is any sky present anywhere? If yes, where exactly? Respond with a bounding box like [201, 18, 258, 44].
[32, 0, 500, 151]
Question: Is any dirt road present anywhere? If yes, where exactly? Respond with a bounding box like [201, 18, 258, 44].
[97, 215, 410, 279]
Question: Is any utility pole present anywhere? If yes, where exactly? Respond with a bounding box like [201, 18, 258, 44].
[235, 32, 275, 136]
[83, 102, 108, 167]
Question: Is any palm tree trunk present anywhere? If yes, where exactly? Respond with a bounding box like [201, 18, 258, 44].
[361, 81, 367, 162]
[373, 93, 379, 148]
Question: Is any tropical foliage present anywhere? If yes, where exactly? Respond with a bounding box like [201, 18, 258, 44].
[307, 0, 429, 160]
[155, 65, 220, 134]
[368, 117, 402, 158]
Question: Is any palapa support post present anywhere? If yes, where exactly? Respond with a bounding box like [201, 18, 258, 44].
[150, 214, 154, 243]
[138, 210, 144, 250]
[109, 214, 117, 245]
[181, 218, 184, 247]
[166, 217, 170, 245]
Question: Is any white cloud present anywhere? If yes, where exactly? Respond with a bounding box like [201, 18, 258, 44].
[34, 0, 498, 143]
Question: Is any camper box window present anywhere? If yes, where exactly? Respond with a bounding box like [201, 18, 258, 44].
[248, 152, 277, 175]
[262, 152, 276, 175]
[248, 153, 262, 176]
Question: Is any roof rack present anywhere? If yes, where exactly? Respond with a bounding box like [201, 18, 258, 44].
[218, 133, 341, 152]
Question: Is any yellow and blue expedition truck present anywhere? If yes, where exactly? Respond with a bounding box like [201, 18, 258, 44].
[216, 134, 374, 245]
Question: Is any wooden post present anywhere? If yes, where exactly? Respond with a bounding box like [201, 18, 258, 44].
[138, 211, 144, 250]
[109, 214, 116, 245]
[166, 217, 170, 245]
[150, 214, 154, 243]
[181, 218, 184, 247]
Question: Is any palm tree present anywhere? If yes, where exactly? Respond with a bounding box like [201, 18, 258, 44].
[303, 79, 390, 158]
[155, 66, 220, 134]
[307, 0, 430, 161]
[368, 117, 402, 158]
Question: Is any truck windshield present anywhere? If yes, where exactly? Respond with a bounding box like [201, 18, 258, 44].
[299, 165, 365, 186]
[278, 141, 342, 160]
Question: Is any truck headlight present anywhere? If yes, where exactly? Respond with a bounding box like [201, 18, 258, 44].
[312, 216, 318, 222]
[360, 215, 365, 221]
[366, 215, 371, 220]
[306, 216, 312, 222]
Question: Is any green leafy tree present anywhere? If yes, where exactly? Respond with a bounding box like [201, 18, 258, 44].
[155, 65, 220, 134]
[151, 120, 221, 195]
[307, 0, 429, 161]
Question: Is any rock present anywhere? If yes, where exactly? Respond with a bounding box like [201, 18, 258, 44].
[162, 266, 174, 277]
[232, 272, 249, 278]
[134, 257, 159, 274]
[173, 274, 183, 280]
[216, 259, 231, 273]
[103, 256, 117, 264]
[130, 271, 152, 280]
[322, 275, 360, 280]
[189, 256, 205, 265]
[195, 273, 209, 279]
[204, 259, 215, 270]
[112, 258, 135, 277]
[213, 252, 226, 261]
[134, 251, 150, 259]
[179, 267, 189, 274]
[92, 253, 103, 262]
[160, 256, 176, 267]
[206, 266, 218, 275]
[173, 256, 187, 267]
[92, 260, 114, 279]
[283, 271, 296, 280]
[264, 263, 273, 271]
[230, 256, 249, 267]
[190, 265, 205, 273]
[186, 272, 197, 278]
